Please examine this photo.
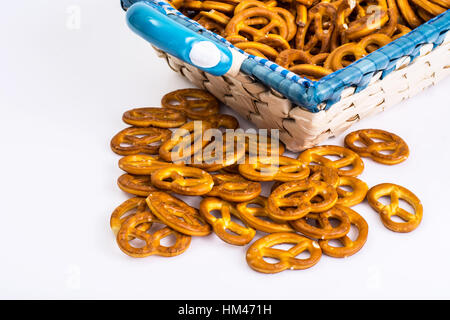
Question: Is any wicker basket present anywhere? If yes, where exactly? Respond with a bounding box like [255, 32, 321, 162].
[122, 0, 450, 151]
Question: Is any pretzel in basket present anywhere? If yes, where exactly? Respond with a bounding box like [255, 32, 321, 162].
[319, 205, 368, 258]
[246, 232, 322, 273]
[200, 197, 256, 245]
[110, 197, 152, 236]
[207, 173, 261, 202]
[290, 205, 351, 239]
[239, 155, 310, 181]
[367, 183, 423, 232]
[344, 129, 409, 165]
[298, 145, 364, 176]
[336, 176, 368, 207]
[161, 89, 220, 120]
[122, 107, 186, 128]
[151, 165, 214, 196]
[275, 49, 333, 80]
[118, 155, 172, 175]
[146, 191, 211, 236]
[110, 127, 172, 156]
[268, 179, 338, 221]
[117, 210, 191, 258]
[184, 0, 236, 13]
[117, 174, 157, 196]
[236, 196, 295, 233]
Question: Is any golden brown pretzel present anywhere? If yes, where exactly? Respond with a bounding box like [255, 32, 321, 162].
[161, 89, 220, 120]
[392, 24, 412, 39]
[200, 197, 256, 245]
[195, 14, 226, 35]
[289, 205, 351, 239]
[151, 166, 214, 196]
[367, 183, 423, 233]
[345, 129, 409, 165]
[207, 173, 262, 202]
[411, 0, 446, 15]
[336, 176, 368, 207]
[397, 0, 423, 28]
[110, 197, 151, 236]
[146, 191, 211, 236]
[343, 8, 389, 41]
[298, 145, 364, 176]
[319, 205, 368, 258]
[184, 0, 236, 13]
[110, 127, 171, 156]
[205, 114, 239, 130]
[289, 64, 333, 80]
[268, 179, 338, 221]
[118, 155, 172, 175]
[235, 41, 281, 59]
[168, 0, 184, 9]
[246, 232, 322, 273]
[236, 196, 295, 233]
[122, 107, 186, 128]
[117, 174, 157, 196]
[117, 210, 191, 258]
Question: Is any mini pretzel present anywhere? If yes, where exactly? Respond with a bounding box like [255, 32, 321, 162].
[161, 89, 219, 120]
[411, 0, 446, 16]
[151, 166, 214, 196]
[184, 0, 235, 13]
[344, 129, 409, 165]
[146, 191, 211, 236]
[122, 107, 186, 128]
[117, 210, 191, 258]
[298, 145, 364, 177]
[236, 196, 294, 233]
[343, 9, 389, 41]
[110, 127, 171, 156]
[319, 205, 368, 258]
[110, 197, 152, 236]
[397, 0, 423, 28]
[336, 176, 368, 207]
[246, 232, 322, 273]
[235, 41, 280, 59]
[205, 114, 239, 130]
[367, 183, 423, 233]
[199, 197, 256, 246]
[118, 155, 172, 175]
[117, 173, 157, 196]
[392, 24, 411, 40]
[290, 205, 351, 239]
[268, 179, 338, 221]
[239, 156, 310, 182]
[207, 173, 261, 202]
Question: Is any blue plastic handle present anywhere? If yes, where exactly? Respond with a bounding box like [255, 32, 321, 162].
[126, 1, 235, 76]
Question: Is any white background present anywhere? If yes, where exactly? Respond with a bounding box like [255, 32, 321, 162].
[1, 0, 449, 299]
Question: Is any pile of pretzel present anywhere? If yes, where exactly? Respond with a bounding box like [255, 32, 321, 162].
[110, 88, 423, 273]
[167, 0, 449, 80]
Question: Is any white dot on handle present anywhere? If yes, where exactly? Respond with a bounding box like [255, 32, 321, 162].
[189, 41, 221, 69]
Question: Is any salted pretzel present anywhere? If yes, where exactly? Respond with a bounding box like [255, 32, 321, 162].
[367, 183, 423, 233]
[122, 107, 186, 128]
[344, 129, 409, 165]
[110, 127, 171, 156]
[336, 176, 368, 207]
[236, 196, 294, 233]
[290, 205, 351, 239]
[268, 179, 338, 221]
[207, 173, 261, 202]
[151, 166, 214, 196]
[298, 145, 364, 177]
[199, 197, 256, 245]
[110, 197, 152, 236]
[118, 154, 172, 175]
[161, 89, 220, 120]
[117, 173, 157, 196]
[318, 205, 368, 258]
[239, 155, 310, 182]
[117, 210, 191, 258]
[246, 232, 322, 273]
[146, 191, 211, 236]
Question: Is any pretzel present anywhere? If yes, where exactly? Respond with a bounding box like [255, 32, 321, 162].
[184, 0, 236, 13]
[336, 176, 368, 207]
[378, 0, 400, 38]
[205, 114, 239, 130]
[397, 0, 423, 28]
[319, 205, 368, 258]
[239, 155, 310, 181]
[117, 210, 191, 257]
[151, 166, 214, 196]
[268, 179, 338, 221]
[161, 89, 220, 120]
[289, 64, 333, 80]
[235, 41, 281, 59]
[146, 191, 211, 236]
[367, 183, 423, 233]
[246, 233, 322, 273]
[198, 9, 231, 25]
[345, 129, 409, 165]
[290, 205, 351, 239]
[298, 145, 364, 176]
[236, 196, 294, 233]
[122, 107, 186, 128]
[169, 0, 185, 9]
[237, 132, 286, 156]
[117, 173, 157, 196]
[110, 127, 171, 156]
[110, 197, 152, 236]
[411, 0, 446, 15]
[195, 14, 226, 34]
[207, 173, 262, 202]
[343, 8, 389, 41]
[118, 155, 172, 175]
